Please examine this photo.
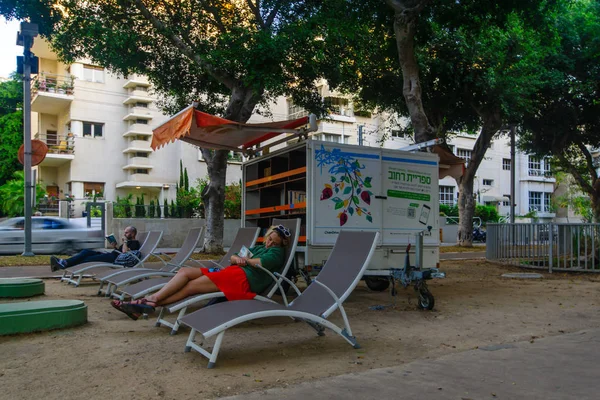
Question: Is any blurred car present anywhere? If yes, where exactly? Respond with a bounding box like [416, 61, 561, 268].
[0, 217, 104, 255]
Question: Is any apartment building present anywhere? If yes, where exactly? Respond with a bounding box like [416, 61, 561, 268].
[30, 40, 242, 214]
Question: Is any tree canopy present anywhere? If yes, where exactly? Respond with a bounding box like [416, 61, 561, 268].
[0, 74, 23, 188]
[326, 0, 562, 244]
[519, 0, 600, 220]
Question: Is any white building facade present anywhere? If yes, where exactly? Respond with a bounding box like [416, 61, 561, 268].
[30, 41, 242, 212]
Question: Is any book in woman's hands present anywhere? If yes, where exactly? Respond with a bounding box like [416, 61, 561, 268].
[105, 234, 117, 245]
[238, 245, 253, 259]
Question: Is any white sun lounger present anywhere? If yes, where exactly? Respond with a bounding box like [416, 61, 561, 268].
[97, 227, 204, 296]
[154, 218, 300, 335]
[60, 231, 163, 287]
[179, 230, 378, 368]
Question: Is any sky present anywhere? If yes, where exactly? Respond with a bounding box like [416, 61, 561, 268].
[0, 17, 25, 79]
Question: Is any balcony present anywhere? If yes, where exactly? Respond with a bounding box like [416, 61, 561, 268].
[123, 140, 152, 153]
[123, 123, 153, 137]
[122, 159, 153, 170]
[34, 132, 75, 167]
[122, 95, 153, 105]
[123, 106, 153, 121]
[122, 76, 150, 89]
[31, 73, 75, 114]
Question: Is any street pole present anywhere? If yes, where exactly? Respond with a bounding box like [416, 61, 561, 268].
[358, 125, 363, 146]
[510, 125, 516, 224]
[17, 22, 39, 256]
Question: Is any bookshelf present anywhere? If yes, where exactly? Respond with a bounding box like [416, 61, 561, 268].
[243, 145, 307, 240]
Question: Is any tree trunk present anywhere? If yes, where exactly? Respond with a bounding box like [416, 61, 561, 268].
[201, 149, 228, 253]
[389, 0, 436, 144]
[200, 86, 261, 253]
[457, 176, 476, 246]
[592, 193, 600, 223]
[457, 107, 502, 246]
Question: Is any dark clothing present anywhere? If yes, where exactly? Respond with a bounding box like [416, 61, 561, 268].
[64, 240, 141, 268]
[118, 240, 141, 252]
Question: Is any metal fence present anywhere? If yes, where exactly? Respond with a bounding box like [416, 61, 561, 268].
[487, 223, 600, 273]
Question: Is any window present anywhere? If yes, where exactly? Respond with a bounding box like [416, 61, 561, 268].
[324, 96, 351, 116]
[529, 191, 542, 211]
[543, 157, 552, 177]
[135, 119, 148, 125]
[135, 102, 148, 108]
[482, 179, 493, 186]
[84, 182, 104, 197]
[439, 186, 455, 206]
[287, 100, 308, 120]
[503, 158, 511, 171]
[134, 152, 149, 158]
[543, 193, 551, 212]
[528, 156, 542, 176]
[391, 129, 407, 138]
[83, 64, 104, 83]
[456, 148, 472, 166]
[134, 169, 149, 174]
[135, 85, 147, 92]
[134, 135, 149, 141]
[318, 133, 342, 143]
[502, 201, 511, 207]
[83, 122, 104, 138]
[529, 192, 552, 212]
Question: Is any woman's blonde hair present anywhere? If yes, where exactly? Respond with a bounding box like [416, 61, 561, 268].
[266, 226, 289, 247]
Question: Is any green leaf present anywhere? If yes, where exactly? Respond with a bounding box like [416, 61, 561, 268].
[343, 187, 352, 194]
[335, 201, 344, 210]
[352, 195, 360, 205]
[366, 215, 373, 223]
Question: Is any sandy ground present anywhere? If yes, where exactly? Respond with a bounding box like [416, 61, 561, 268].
[1, 259, 600, 400]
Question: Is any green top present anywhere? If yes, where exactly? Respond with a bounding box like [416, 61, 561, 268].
[240, 245, 285, 294]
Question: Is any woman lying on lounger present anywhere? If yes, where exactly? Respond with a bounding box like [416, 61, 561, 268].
[112, 224, 290, 320]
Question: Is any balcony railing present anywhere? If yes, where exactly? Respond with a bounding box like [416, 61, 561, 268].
[32, 73, 75, 96]
[528, 169, 553, 177]
[34, 132, 75, 155]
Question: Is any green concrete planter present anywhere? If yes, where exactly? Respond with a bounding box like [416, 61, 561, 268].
[0, 278, 45, 298]
[0, 300, 87, 335]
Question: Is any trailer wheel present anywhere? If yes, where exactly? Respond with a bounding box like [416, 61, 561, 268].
[365, 277, 390, 292]
[417, 290, 435, 310]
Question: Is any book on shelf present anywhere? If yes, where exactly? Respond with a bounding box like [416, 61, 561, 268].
[288, 190, 306, 214]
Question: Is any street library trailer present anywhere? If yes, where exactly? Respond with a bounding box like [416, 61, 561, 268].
[242, 139, 444, 296]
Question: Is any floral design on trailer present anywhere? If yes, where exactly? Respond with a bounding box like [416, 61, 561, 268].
[315, 145, 373, 226]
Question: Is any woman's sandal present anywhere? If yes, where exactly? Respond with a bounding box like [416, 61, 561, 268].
[111, 299, 156, 321]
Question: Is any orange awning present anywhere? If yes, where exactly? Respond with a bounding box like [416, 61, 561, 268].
[151, 106, 310, 152]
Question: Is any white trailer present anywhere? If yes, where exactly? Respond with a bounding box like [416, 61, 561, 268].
[242, 139, 441, 295]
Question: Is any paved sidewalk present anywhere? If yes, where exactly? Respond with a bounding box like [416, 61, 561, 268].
[223, 329, 600, 400]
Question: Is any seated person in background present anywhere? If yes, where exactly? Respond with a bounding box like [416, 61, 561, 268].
[112, 224, 290, 320]
[50, 226, 140, 271]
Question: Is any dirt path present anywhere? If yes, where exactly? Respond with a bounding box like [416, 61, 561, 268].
[1, 259, 599, 400]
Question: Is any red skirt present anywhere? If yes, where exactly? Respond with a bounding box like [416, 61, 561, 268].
[200, 266, 256, 301]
